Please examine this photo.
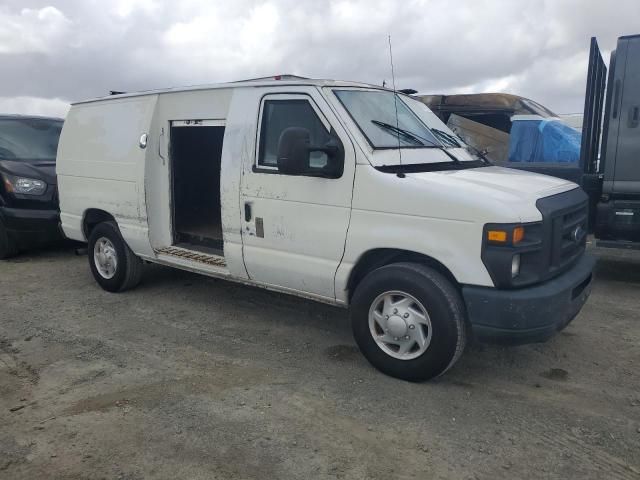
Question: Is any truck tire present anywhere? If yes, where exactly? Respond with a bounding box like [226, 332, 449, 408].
[351, 262, 467, 382]
[88, 221, 143, 292]
[0, 220, 17, 259]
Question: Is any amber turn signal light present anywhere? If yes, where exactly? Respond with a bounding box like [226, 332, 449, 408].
[513, 226, 525, 244]
[487, 230, 508, 242]
[487, 226, 525, 244]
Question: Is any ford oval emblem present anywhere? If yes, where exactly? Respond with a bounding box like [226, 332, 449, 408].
[572, 225, 584, 243]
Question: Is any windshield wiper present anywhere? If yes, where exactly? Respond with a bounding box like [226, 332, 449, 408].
[371, 120, 439, 147]
[430, 128, 461, 147]
[461, 143, 492, 165]
[371, 120, 460, 163]
[439, 147, 461, 163]
[429, 127, 492, 164]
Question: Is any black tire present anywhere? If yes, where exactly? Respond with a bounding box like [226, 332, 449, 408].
[87, 221, 143, 292]
[0, 219, 18, 260]
[351, 262, 467, 382]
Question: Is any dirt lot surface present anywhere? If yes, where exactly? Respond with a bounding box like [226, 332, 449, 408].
[1, 245, 639, 479]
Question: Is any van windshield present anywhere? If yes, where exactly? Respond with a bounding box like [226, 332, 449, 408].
[334, 90, 444, 149]
[0, 118, 63, 162]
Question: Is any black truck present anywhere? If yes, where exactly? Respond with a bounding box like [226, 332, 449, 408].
[420, 35, 640, 249]
[0, 115, 64, 258]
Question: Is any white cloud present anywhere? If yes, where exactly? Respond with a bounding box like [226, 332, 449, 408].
[162, 2, 282, 79]
[0, 6, 71, 54]
[0, 96, 70, 118]
[113, 0, 159, 18]
[1, 0, 639, 115]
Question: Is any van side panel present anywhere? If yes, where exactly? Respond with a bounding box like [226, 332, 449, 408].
[57, 96, 157, 255]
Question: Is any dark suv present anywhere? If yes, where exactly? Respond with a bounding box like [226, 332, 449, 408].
[0, 115, 64, 258]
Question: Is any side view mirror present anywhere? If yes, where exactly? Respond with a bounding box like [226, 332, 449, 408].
[277, 127, 310, 176]
[277, 127, 344, 178]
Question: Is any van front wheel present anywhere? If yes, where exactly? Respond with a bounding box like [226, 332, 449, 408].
[88, 221, 143, 292]
[351, 263, 467, 381]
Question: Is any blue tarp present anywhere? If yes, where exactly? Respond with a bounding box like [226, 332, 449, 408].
[508, 119, 582, 163]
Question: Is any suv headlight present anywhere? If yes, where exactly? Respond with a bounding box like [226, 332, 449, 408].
[2, 174, 47, 196]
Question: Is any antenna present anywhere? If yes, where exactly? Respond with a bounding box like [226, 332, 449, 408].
[388, 35, 402, 164]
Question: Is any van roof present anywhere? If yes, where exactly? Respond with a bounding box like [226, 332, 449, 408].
[73, 76, 386, 105]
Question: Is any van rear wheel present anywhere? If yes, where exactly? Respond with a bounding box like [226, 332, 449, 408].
[351, 263, 467, 381]
[88, 221, 143, 292]
[0, 220, 17, 259]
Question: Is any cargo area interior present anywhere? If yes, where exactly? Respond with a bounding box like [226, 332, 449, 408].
[170, 124, 224, 255]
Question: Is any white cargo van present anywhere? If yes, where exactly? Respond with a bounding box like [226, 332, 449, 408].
[57, 77, 595, 381]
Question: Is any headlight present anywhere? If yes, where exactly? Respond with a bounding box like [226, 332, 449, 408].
[2, 174, 47, 195]
[482, 222, 542, 288]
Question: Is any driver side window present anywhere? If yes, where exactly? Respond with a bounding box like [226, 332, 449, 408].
[257, 99, 332, 169]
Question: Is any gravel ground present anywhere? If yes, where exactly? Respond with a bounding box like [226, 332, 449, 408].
[1, 244, 639, 479]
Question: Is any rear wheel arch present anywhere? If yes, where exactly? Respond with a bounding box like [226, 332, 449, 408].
[82, 209, 116, 241]
[346, 248, 460, 302]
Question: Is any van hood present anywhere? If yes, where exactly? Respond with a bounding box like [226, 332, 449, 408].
[406, 165, 578, 203]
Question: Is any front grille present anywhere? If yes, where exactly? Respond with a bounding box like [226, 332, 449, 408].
[536, 188, 589, 280]
[553, 202, 588, 269]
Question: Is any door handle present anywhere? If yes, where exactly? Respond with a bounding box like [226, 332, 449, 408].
[244, 202, 252, 222]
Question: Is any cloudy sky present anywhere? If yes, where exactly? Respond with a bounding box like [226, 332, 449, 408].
[1, 0, 639, 118]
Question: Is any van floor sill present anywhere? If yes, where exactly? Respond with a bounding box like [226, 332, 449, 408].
[154, 246, 227, 267]
[173, 242, 223, 256]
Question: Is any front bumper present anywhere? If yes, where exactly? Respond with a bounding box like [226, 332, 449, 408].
[462, 254, 595, 345]
[0, 206, 62, 242]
